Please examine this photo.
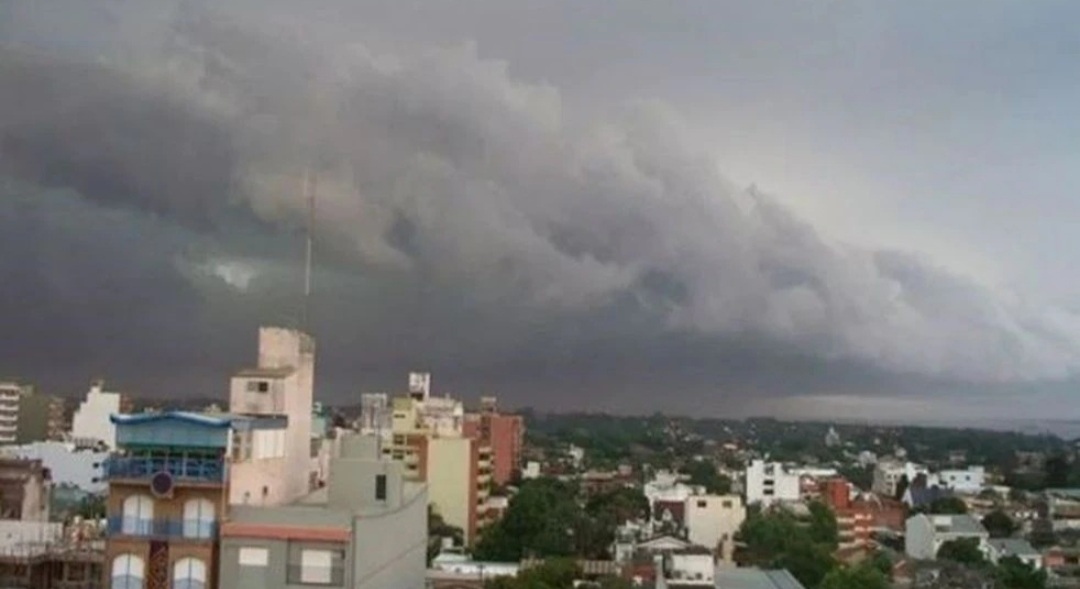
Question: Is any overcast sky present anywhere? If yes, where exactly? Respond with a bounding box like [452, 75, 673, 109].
[2, 0, 1078, 420]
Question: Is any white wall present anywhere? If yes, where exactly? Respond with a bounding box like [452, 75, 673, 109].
[0, 521, 63, 553]
[938, 467, 985, 493]
[666, 553, 715, 585]
[70, 383, 120, 449]
[685, 495, 745, 563]
[904, 515, 936, 559]
[5, 441, 108, 492]
[745, 460, 800, 506]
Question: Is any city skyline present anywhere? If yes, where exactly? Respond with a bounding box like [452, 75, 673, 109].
[2, 1, 1080, 420]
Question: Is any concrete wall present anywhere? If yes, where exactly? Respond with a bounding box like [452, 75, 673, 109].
[427, 438, 474, 544]
[685, 494, 745, 562]
[350, 485, 427, 589]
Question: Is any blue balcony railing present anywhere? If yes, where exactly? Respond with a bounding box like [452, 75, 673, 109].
[102, 456, 224, 483]
[106, 516, 218, 540]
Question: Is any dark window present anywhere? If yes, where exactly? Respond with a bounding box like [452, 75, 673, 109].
[697, 500, 707, 508]
[375, 475, 387, 500]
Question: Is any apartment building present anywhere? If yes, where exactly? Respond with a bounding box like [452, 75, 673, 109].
[228, 327, 317, 506]
[381, 374, 492, 545]
[219, 434, 427, 589]
[104, 411, 283, 589]
[0, 381, 25, 444]
[872, 460, 928, 497]
[72, 380, 131, 450]
[16, 387, 66, 443]
[820, 478, 874, 552]
[744, 460, 800, 506]
[464, 397, 523, 487]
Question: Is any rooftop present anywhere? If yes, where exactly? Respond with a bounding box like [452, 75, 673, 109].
[926, 514, 987, 536]
[711, 569, 807, 589]
[988, 538, 1039, 557]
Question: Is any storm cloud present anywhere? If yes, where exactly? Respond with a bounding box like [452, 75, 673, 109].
[1, 0, 1078, 413]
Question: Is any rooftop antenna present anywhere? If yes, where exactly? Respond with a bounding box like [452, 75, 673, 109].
[302, 167, 317, 332]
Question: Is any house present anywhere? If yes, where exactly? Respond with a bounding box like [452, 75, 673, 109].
[936, 467, 986, 494]
[1044, 489, 1080, 531]
[986, 539, 1041, 570]
[905, 514, 989, 560]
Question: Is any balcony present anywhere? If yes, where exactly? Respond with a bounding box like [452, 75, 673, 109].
[106, 516, 217, 540]
[102, 455, 225, 483]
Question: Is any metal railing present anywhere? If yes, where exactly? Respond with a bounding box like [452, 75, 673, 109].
[106, 517, 217, 540]
[102, 456, 224, 482]
[286, 565, 346, 586]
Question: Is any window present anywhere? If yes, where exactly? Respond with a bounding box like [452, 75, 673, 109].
[173, 558, 207, 589]
[375, 474, 387, 501]
[111, 554, 145, 589]
[120, 494, 154, 535]
[239, 547, 269, 567]
[247, 380, 270, 393]
[182, 498, 215, 539]
[287, 543, 344, 586]
[722, 500, 733, 508]
[697, 500, 707, 508]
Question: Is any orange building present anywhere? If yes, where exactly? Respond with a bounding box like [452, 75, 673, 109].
[465, 397, 523, 487]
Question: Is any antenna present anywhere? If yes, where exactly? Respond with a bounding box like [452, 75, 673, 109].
[302, 167, 317, 331]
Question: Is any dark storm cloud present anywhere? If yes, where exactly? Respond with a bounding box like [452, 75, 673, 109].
[1, 0, 1079, 409]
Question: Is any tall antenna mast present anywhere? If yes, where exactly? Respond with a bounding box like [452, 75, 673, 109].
[302, 167, 317, 331]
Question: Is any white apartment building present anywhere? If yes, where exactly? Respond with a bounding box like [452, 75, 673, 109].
[745, 460, 800, 506]
[358, 393, 391, 437]
[685, 494, 745, 563]
[70, 380, 122, 449]
[872, 460, 928, 497]
[0, 382, 22, 444]
[905, 514, 989, 560]
[937, 467, 986, 494]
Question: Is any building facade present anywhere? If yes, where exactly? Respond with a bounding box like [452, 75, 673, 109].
[219, 435, 427, 589]
[0, 382, 25, 444]
[684, 494, 745, 563]
[744, 460, 800, 506]
[465, 397, 523, 487]
[872, 460, 928, 498]
[72, 381, 128, 450]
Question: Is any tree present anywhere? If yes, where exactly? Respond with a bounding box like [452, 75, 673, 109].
[921, 496, 968, 515]
[1044, 454, 1071, 488]
[894, 475, 910, 501]
[428, 506, 464, 564]
[684, 460, 732, 494]
[982, 509, 1017, 538]
[76, 494, 105, 520]
[807, 502, 839, 550]
[868, 550, 893, 579]
[737, 508, 837, 588]
[819, 563, 889, 589]
[474, 478, 584, 562]
[937, 538, 985, 565]
[993, 556, 1047, 589]
[486, 558, 581, 589]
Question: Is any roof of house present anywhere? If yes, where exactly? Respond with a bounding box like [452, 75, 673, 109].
[988, 538, 1039, 557]
[924, 514, 987, 536]
[711, 568, 806, 589]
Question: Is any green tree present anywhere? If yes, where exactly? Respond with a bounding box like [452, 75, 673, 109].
[474, 478, 584, 562]
[76, 494, 105, 520]
[920, 496, 968, 515]
[819, 563, 889, 589]
[937, 538, 985, 565]
[737, 508, 837, 588]
[485, 558, 581, 589]
[868, 550, 892, 579]
[982, 509, 1017, 539]
[684, 460, 732, 494]
[1044, 454, 1071, 488]
[807, 502, 839, 550]
[993, 556, 1047, 589]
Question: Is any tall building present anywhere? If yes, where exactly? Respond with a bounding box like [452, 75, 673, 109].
[71, 380, 127, 450]
[228, 327, 316, 506]
[104, 410, 288, 589]
[684, 494, 745, 563]
[219, 434, 428, 589]
[465, 397, 523, 486]
[0, 381, 26, 444]
[16, 386, 66, 444]
[381, 374, 491, 545]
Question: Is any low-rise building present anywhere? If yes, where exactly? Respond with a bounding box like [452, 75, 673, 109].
[1045, 489, 1080, 531]
[904, 514, 989, 560]
[684, 494, 744, 563]
[662, 548, 715, 586]
[936, 467, 986, 494]
[219, 434, 427, 589]
[986, 538, 1041, 569]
